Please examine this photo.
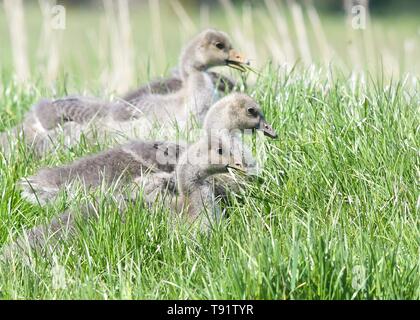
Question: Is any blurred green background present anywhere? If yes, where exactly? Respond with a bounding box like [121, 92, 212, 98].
[0, 1, 418, 300]
[0, 0, 419, 92]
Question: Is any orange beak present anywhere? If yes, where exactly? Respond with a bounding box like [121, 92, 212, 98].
[226, 49, 249, 72]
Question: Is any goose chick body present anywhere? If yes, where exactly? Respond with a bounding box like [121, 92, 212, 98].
[101, 29, 246, 138]
[20, 140, 184, 205]
[0, 29, 246, 156]
[134, 93, 278, 199]
[132, 132, 244, 227]
[20, 93, 276, 205]
[2, 133, 244, 260]
[102, 71, 214, 142]
[176, 133, 244, 226]
[122, 69, 236, 102]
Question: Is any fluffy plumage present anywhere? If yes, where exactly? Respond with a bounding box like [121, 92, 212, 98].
[19, 93, 276, 205]
[0, 29, 245, 156]
[2, 133, 244, 260]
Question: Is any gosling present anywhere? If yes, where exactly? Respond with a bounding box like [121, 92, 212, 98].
[19, 93, 276, 205]
[2, 133, 245, 260]
[0, 29, 248, 156]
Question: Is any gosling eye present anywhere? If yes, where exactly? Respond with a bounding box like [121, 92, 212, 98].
[247, 107, 257, 117]
[215, 42, 225, 50]
[217, 148, 223, 155]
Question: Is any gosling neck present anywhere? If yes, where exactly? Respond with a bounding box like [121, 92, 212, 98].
[183, 67, 215, 125]
[179, 41, 207, 81]
[203, 103, 232, 132]
[180, 61, 207, 81]
[203, 104, 245, 140]
[176, 163, 214, 221]
[176, 163, 209, 196]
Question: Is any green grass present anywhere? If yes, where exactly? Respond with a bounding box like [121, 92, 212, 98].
[0, 2, 419, 300]
[0, 65, 418, 299]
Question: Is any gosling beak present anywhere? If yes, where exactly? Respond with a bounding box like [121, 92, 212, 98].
[226, 163, 247, 173]
[226, 49, 249, 72]
[258, 118, 278, 139]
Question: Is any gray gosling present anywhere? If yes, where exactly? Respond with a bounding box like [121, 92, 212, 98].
[133, 133, 246, 229]
[122, 69, 236, 102]
[94, 28, 248, 138]
[0, 29, 247, 156]
[1, 133, 245, 260]
[19, 93, 277, 205]
[172, 132, 245, 226]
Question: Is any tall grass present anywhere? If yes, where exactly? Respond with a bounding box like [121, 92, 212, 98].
[0, 0, 418, 91]
[0, 1, 418, 299]
[0, 65, 418, 299]
[3, 0, 29, 82]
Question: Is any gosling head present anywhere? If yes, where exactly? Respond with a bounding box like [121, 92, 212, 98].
[203, 93, 278, 138]
[180, 28, 247, 79]
[177, 133, 245, 190]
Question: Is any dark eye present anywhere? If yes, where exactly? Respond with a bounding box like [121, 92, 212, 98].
[217, 148, 223, 155]
[247, 107, 257, 117]
[215, 42, 225, 50]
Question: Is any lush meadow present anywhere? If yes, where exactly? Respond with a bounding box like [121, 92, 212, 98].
[0, 1, 418, 299]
